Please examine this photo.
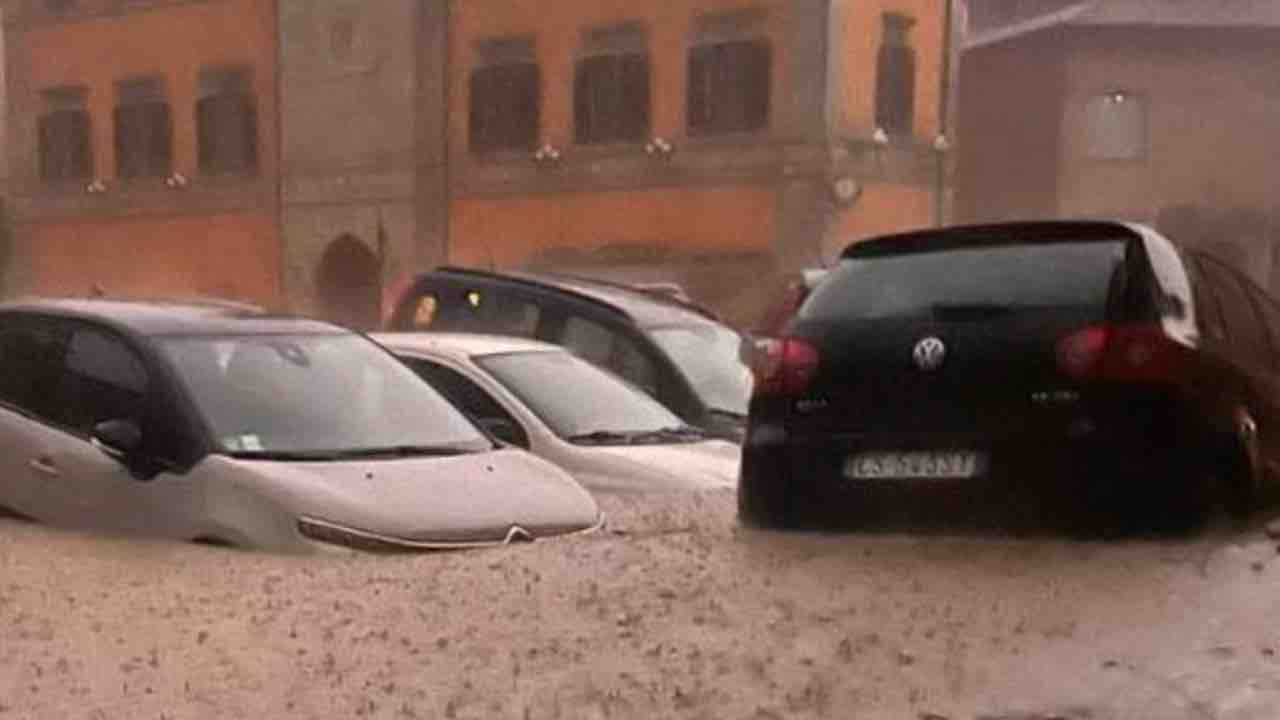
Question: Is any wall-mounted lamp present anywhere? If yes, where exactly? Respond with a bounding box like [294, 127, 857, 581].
[872, 127, 890, 147]
[533, 143, 563, 166]
[1104, 90, 1130, 104]
[85, 179, 108, 195]
[644, 137, 675, 159]
[933, 134, 951, 154]
[164, 172, 190, 190]
[830, 176, 863, 207]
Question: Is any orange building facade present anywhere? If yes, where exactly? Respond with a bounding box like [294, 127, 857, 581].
[4, 0, 280, 306]
[447, 0, 953, 273]
[1, 0, 952, 320]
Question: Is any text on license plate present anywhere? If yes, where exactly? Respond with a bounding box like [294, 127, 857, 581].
[845, 451, 984, 480]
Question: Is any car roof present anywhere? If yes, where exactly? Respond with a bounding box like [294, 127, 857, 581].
[431, 266, 720, 328]
[841, 220, 1152, 260]
[0, 298, 344, 337]
[372, 332, 564, 361]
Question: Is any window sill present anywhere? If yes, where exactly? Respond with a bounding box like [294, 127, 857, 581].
[468, 148, 538, 165]
[684, 128, 772, 146]
[197, 170, 262, 186]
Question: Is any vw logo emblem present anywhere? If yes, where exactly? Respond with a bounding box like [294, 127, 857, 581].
[912, 337, 947, 372]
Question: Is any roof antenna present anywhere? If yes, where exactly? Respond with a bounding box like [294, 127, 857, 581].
[89, 284, 106, 298]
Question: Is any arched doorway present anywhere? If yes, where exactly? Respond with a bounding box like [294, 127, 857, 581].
[317, 234, 381, 330]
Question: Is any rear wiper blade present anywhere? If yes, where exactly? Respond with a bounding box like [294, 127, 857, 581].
[929, 303, 1016, 320]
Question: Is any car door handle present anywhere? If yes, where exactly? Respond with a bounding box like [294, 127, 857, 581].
[28, 457, 60, 478]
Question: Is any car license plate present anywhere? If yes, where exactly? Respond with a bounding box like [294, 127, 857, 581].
[845, 451, 984, 480]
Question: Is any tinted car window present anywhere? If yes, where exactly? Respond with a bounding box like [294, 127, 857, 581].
[403, 358, 529, 448]
[477, 350, 683, 439]
[647, 323, 752, 417]
[1200, 258, 1271, 363]
[55, 327, 150, 434]
[0, 319, 64, 419]
[559, 316, 659, 395]
[800, 240, 1128, 322]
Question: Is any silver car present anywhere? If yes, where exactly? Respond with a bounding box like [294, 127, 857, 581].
[0, 300, 602, 552]
[373, 333, 740, 494]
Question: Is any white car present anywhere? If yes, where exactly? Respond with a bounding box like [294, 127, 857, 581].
[373, 333, 740, 494]
[0, 300, 602, 553]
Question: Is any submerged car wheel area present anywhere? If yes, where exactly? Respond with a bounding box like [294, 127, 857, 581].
[0, 299, 602, 553]
[740, 221, 1280, 535]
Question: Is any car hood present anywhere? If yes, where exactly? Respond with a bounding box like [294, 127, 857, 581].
[570, 439, 740, 493]
[229, 449, 601, 543]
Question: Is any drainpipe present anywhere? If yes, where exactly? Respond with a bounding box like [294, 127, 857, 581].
[274, 0, 287, 312]
[934, 0, 953, 227]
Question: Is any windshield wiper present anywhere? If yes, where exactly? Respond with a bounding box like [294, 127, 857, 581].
[226, 449, 345, 462]
[329, 445, 477, 459]
[708, 408, 747, 421]
[632, 425, 709, 443]
[567, 430, 639, 446]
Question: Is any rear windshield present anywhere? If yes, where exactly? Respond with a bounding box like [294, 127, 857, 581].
[799, 240, 1128, 322]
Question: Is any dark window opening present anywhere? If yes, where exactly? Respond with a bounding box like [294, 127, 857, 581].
[687, 39, 772, 136]
[38, 86, 92, 183]
[115, 77, 172, 179]
[470, 37, 541, 154]
[875, 12, 917, 136]
[198, 67, 259, 175]
[575, 25, 650, 145]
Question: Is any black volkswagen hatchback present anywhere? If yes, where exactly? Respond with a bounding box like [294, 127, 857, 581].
[739, 221, 1280, 532]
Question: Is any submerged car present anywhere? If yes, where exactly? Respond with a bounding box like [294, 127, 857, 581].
[374, 333, 740, 494]
[386, 267, 753, 442]
[0, 299, 601, 552]
[741, 221, 1280, 532]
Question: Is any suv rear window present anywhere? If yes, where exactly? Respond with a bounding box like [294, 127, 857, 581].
[799, 240, 1129, 322]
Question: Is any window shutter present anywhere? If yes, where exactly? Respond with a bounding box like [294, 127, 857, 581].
[573, 59, 595, 144]
[71, 112, 92, 180]
[876, 44, 916, 134]
[620, 53, 650, 140]
[197, 97, 215, 172]
[518, 63, 541, 149]
[241, 98, 259, 171]
[149, 103, 173, 176]
[687, 46, 712, 133]
[469, 68, 495, 152]
[743, 42, 772, 132]
[114, 106, 134, 178]
[38, 115, 55, 181]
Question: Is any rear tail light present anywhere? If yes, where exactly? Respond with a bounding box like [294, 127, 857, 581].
[752, 337, 820, 396]
[1056, 324, 1188, 383]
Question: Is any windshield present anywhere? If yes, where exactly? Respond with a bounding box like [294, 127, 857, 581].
[800, 241, 1128, 322]
[160, 334, 490, 456]
[476, 350, 687, 439]
[647, 324, 753, 417]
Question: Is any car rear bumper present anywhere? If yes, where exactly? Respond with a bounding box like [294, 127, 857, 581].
[740, 407, 1210, 524]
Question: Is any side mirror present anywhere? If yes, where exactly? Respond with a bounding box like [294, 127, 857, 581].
[478, 417, 523, 447]
[91, 419, 142, 460]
